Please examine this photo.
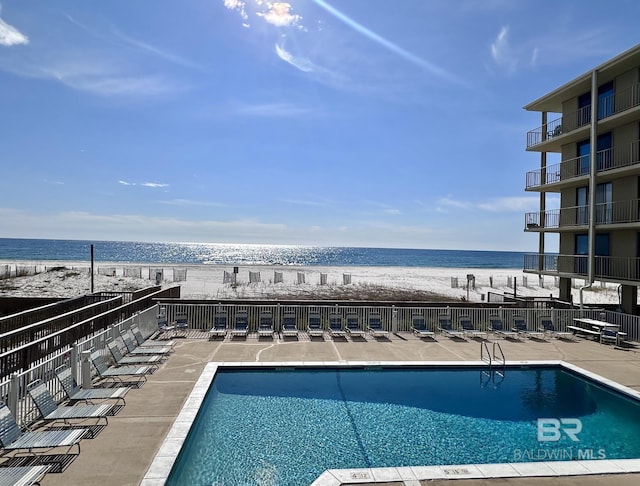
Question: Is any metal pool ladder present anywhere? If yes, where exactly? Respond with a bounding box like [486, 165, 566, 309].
[481, 340, 506, 378]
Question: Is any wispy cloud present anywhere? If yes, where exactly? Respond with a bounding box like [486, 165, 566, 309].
[231, 101, 316, 118]
[312, 0, 465, 86]
[279, 198, 329, 207]
[0, 10, 28, 46]
[112, 29, 202, 70]
[275, 44, 315, 73]
[490, 26, 519, 74]
[118, 180, 169, 188]
[478, 196, 539, 212]
[159, 199, 226, 207]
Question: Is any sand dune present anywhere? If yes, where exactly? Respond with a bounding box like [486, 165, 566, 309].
[0, 260, 622, 305]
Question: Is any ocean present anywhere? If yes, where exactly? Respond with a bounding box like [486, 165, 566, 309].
[0, 238, 524, 269]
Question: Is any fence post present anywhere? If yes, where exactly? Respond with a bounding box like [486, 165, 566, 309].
[111, 324, 119, 342]
[81, 351, 93, 389]
[71, 344, 79, 384]
[392, 306, 398, 333]
[8, 373, 20, 419]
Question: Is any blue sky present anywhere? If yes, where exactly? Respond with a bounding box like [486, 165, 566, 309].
[0, 1, 638, 251]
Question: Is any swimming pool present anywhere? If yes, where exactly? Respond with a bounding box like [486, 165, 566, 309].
[146, 362, 640, 485]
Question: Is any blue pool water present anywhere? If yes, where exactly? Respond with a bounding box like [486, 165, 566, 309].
[166, 366, 640, 485]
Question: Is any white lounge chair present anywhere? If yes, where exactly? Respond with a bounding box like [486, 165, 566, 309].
[307, 313, 324, 338]
[131, 325, 176, 347]
[208, 313, 228, 340]
[0, 465, 51, 486]
[155, 315, 175, 339]
[258, 312, 274, 338]
[438, 314, 465, 339]
[345, 314, 365, 338]
[0, 402, 86, 467]
[488, 315, 519, 339]
[91, 352, 150, 388]
[174, 313, 189, 337]
[55, 365, 128, 407]
[231, 311, 249, 337]
[329, 314, 346, 338]
[459, 315, 486, 340]
[120, 333, 171, 356]
[512, 315, 545, 339]
[368, 312, 389, 338]
[411, 315, 435, 339]
[281, 313, 299, 338]
[538, 317, 574, 340]
[27, 381, 113, 435]
[107, 339, 162, 367]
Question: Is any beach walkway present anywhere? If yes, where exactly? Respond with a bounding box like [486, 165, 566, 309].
[39, 332, 640, 486]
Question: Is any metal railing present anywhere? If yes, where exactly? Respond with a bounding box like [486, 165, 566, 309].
[526, 140, 640, 190]
[524, 253, 640, 283]
[1, 301, 639, 429]
[524, 199, 640, 230]
[0, 287, 179, 379]
[526, 83, 640, 149]
[0, 296, 111, 334]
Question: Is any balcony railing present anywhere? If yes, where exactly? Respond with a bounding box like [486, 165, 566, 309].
[524, 253, 640, 282]
[526, 140, 640, 189]
[525, 199, 640, 230]
[526, 83, 640, 149]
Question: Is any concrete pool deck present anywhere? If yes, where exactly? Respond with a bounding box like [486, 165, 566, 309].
[39, 332, 640, 486]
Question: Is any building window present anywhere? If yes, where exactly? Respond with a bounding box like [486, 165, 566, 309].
[578, 92, 591, 127]
[577, 186, 588, 225]
[595, 182, 612, 224]
[577, 132, 612, 175]
[596, 132, 612, 170]
[598, 81, 614, 119]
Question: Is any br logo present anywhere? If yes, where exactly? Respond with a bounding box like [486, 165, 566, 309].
[537, 418, 582, 442]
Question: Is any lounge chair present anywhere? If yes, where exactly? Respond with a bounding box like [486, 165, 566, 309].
[438, 314, 465, 339]
[208, 313, 228, 340]
[411, 315, 435, 339]
[131, 325, 176, 347]
[307, 313, 324, 338]
[231, 311, 249, 337]
[55, 365, 128, 407]
[107, 339, 162, 367]
[538, 317, 574, 340]
[488, 315, 519, 339]
[368, 312, 389, 338]
[0, 401, 86, 465]
[512, 315, 545, 339]
[120, 333, 171, 356]
[257, 312, 274, 338]
[174, 313, 189, 337]
[459, 315, 486, 340]
[0, 465, 51, 486]
[27, 380, 113, 434]
[281, 313, 299, 338]
[329, 314, 346, 338]
[345, 314, 365, 338]
[155, 315, 175, 339]
[90, 352, 150, 387]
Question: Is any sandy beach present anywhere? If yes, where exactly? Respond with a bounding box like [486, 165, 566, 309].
[0, 259, 622, 305]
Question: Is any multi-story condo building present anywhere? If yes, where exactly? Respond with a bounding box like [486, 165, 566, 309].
[523, 44, 640, 315]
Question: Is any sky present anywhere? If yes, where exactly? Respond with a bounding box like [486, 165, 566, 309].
[1, 1, 639, 252]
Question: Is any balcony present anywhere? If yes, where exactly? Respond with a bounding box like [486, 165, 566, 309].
[525, 140, 640, 190]
[524, 254, 640, 283]
[524, 199, 640, 231]
[526, 83, 640, 150]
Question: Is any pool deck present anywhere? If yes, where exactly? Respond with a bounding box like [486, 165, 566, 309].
[39, 331, 640, 486]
